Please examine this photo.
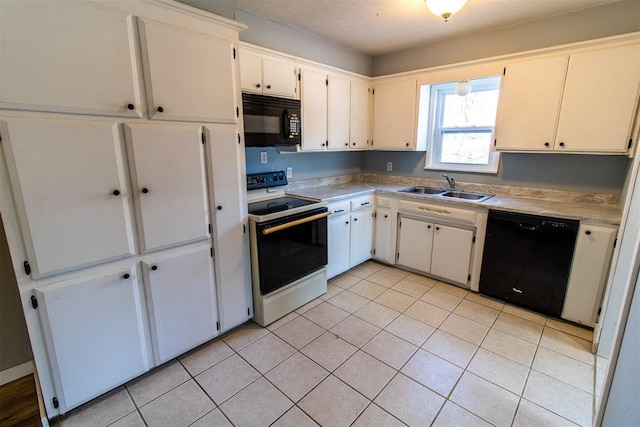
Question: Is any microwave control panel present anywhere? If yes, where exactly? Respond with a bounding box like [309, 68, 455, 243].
[288, 113, 300, 137]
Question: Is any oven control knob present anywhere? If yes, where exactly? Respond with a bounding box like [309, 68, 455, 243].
[217, 205, 222, 211]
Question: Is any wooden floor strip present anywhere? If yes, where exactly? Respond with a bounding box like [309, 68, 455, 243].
[0, 375, 41, 426]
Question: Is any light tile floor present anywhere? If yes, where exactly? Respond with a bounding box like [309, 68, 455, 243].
[56, 262, 595, 427]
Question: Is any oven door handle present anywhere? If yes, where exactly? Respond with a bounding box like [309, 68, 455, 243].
[262, 211, 331, 235]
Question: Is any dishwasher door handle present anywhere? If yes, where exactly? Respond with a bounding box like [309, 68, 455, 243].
[517, 223, 538, 232]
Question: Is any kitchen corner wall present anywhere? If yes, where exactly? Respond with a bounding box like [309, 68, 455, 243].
[0, 217, 32, 373]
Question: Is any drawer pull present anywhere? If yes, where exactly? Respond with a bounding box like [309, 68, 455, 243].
[334, 209, 345, 213]
[360, 201, 370, 206]
[417, 206, 451, 215]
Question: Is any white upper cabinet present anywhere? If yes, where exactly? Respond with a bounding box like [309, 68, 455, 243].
[240, 52, 298, 98]
[300, 68, 329, 150]
[350, 79, 371, 150]
[142, 245, 217, 364]
[495, 43, 640, 153]
[372, 79, 417, 150]
[327, 74, 352, 151]
[138, 19, 237, 123]
[0, 1, 143, 117]
[556, 44, 640, 153]
[35, 265, 151, 412]
[124, 123, 209, 253]
[0, 118, 135, 278]
[494, 56, 567, 151]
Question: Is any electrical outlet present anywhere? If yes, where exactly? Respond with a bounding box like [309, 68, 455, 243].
[386, 162, 393, 172]
[260, 152, 267, 164]
[286, 167, 293, 178]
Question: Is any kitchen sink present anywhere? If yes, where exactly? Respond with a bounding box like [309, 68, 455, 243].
[440, 191, 493, 202]
[398, 186, 493, 202]
[398, 186, 446, 195]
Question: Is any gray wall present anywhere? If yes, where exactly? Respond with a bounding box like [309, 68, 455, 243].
[245, 147, 362, 180]
[0, 217, 32, 372]
[373, 1, 640, 76]
[176, 0, 372, 75]
[362, 151, 631, 194]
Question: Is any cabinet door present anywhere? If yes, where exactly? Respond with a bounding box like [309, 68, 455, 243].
[240, 51, 263, 94]
[556, 44, 640, 153]
[143, 246, 217, 364]
[327, 74, 351, 150]
[431, 224, 474, 285]
[373, 208, 393, 264]
[327, 214, 351, 278]
[372, 79, 417, 150]
[397, 217, 433, 273]
[35, 266, 150, 412]
[300, 68, 328, 151]
[138, 19, 237, 123]
[350, 209, 374, 267]
[262, 58, 298, 98]
[0, 1, 142, 117]
[124, 124, 209, 253]
[563, 224, 617, 326]
[494, 56, 567, 151]
[204, 125, 252, 332]
[0, 118, 135, 278]
[350, 79, 371, 150]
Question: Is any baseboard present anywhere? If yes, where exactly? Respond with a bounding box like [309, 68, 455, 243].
[0, 360, 34, 386]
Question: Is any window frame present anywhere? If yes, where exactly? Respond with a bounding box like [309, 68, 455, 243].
[424, 76, 501, 174]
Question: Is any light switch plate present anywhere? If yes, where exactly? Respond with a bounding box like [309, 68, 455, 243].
[387, 162, 393, 171]
[260, 152, 267, 164]
[286, 167, 293, 178]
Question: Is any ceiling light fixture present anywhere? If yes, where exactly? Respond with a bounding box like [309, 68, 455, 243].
[426, 0, 468, 22]
[455, 80, 471, 96]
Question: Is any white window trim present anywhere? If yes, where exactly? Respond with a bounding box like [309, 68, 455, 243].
[424, 77, 501, 174]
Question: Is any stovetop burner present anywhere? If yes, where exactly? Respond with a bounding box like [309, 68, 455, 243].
[248, 196, 316, 215]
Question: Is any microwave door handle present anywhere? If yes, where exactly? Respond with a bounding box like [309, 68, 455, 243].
[282, 109, 291, 138]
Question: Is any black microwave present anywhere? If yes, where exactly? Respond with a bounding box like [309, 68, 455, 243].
[242, 93, 301, 151]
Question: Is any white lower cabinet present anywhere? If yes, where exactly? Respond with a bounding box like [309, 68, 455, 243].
[562, 223, 617, 326]
[373, 207, 393, 263]
[397, 216, 474, 286]
[34, 265, 151, 413]
[327, 195, 374, 278]
[142, 245, 217, 364]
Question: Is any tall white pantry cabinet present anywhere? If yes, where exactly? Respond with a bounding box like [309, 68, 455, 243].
[0, 0, 252, 417]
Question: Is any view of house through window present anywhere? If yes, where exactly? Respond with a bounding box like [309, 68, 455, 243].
[425, 76, 501, 173]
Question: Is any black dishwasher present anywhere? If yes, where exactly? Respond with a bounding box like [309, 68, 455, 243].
[479, 210, 579, 317]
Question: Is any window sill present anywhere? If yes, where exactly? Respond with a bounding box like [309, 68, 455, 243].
[424, 164, 499, 174]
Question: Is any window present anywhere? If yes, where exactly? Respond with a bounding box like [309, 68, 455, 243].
[424, 76, 501, 173]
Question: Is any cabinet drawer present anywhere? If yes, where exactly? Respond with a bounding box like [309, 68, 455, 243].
[351, 195, 374, 212]
[398, 200, 476, 224]
[328, 200, 350, 215]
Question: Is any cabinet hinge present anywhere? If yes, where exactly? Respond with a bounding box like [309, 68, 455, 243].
[372, 248, 376, 255]
[468, 274, 471, 282]
[614, 238, 617, 248]
[233, 47, 236, 59]
[325, 140, 328, 147]
[247, 307, 251, 315]
[31, 295, 38, 309]
[373, 212, 377, 218]
[503, 67, 506, 76]
[598, 307, 602, 315]
[494, 139, 497, 147]
[216, 321, 220, 331]
[201, 133, 206, 144]
[629, 138, 633, 149]
[243, 224, 246, 234]
[0, 133, 2, 143]
[472, 236, 476, 243]
[52, 397, 59, 409]
[210, 247, 214, 258]
[396, 252, 399, 259]
[398, 220, 401, 228]
[326, 78, 328, 86]
[371, 140, 373, 146]
[23, 260, 31, 275]
[236, 107, 240, 118]
[208, 223, 212, 234]
[237, 133, 241, 145]
[372, 88, 375, 95]
[298, 72, 301, 81]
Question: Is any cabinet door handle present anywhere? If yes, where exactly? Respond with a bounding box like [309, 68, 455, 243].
[352, 142, 356, 146]
[141, 187, 149, 194]
[266, 84, 272, 89]
[217, 205, 222, 211]
[435, 226, 440, 231]
[112, 189, 121, 196]
[427, 225, 431, 229]
[127, 103, 134, 110]
[157, 106, 164, 113]
[354, 218, 358, 222]
[559, 142, 566, 148]
[544, 142, 550, 148]
[256, 83, 261, 88]
[405, 142, 410, 147]
[384, 214, 388, 218]
[151, 265, 158, 271]
[345, 221, 349, 224]
[345, 142, 349, 146]
[586, 230, 592, 235]
[334, 209, 345, 213]
[122, 273, 130, 279]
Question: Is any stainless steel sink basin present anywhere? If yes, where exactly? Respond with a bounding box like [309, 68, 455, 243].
[398, 186, 446, 195]
[398, 186, 493, 202]
[440, 191, 493, 202]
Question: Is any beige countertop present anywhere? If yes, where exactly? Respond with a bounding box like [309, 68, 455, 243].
[286, 182, 622, 225]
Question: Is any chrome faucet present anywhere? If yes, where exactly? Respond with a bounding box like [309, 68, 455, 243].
[442, 174, 456, 189]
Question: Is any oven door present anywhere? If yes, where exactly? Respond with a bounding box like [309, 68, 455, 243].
[255, 207, 329, 294]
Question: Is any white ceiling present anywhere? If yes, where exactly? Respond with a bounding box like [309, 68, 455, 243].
[222, 0, 621, 55]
